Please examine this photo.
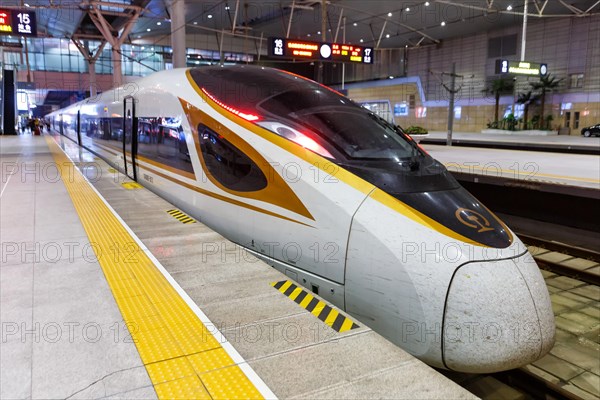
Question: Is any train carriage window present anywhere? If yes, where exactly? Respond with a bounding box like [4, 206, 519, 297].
[111, 117, 124, 143]
[157, 126, 180, 158]
[134, 117, 194, 175]
[198, 124, 267, 192]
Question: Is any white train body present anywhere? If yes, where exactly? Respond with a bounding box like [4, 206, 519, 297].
[48, 66, 555, 373]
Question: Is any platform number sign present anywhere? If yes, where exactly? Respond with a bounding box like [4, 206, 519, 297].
[273, 38, 284, 56]
[0, 9, 37, 37]
[16, 11, 34, 35]
[363, 47, 373, 64]
[496, 59, 548, 77]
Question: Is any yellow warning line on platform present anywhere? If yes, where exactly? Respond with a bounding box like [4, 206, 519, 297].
[271, 280, 359, 333]
[167, 209, 197, 224]
[46, 137, 266, 400]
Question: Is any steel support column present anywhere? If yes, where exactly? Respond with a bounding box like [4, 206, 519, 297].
[71, 38, 107, 97]
[88, 2, 140, 88]
[169, 0, 186, 68]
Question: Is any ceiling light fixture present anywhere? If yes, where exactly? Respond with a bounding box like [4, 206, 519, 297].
[208, 14, 213, 18]
[225, 5, 230, 10]
[386, 34, 390, 38]
[193, 21, 198, 24]
[146, 28, 151, 31]
[359, 38, 364, 43]
[387, 12, 392, 17]
[353, 22, 358, 26]
[424, 1, 430, 6]
[405, 7, 410, 12]
[441, 21, 446, 26]
[157, 21, 161, 25]
[507, 5, 513, 10]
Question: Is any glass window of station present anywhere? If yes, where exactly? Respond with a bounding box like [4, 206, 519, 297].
[0, 36, 253, 77]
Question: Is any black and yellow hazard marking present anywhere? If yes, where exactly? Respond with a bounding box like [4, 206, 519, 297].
[121, 181, 143, 190]
[167, 209, 197, 224]
[271, 280, 359, 333]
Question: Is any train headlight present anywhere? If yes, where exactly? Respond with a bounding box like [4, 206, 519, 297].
[257, 121, 334, 159]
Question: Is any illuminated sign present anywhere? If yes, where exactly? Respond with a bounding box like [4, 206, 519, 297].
[0, 9, 37, 36]
[0, 10, 11, 33]
[496, 59, 547, 76]
[269, 37, 373, 64]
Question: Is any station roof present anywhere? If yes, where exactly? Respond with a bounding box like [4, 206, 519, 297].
[1, 0, 599, 49]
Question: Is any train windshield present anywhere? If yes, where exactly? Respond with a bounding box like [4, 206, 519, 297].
[258, 89, 417, 160]
[189, 66, 421, 161]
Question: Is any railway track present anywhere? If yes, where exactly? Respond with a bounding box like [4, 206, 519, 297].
[520, 233, 600, 287]
[491, 368, 584, 400]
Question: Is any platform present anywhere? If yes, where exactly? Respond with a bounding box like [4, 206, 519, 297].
[421, 132, 600, 154]
[424, 144, 600, 192]
[0, 134, 473, 399]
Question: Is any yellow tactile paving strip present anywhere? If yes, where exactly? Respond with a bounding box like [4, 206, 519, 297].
[46, 137, 264, 400]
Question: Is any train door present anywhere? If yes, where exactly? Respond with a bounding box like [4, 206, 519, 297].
[76, 110, 82, 146]
[123, 96, 138, 181]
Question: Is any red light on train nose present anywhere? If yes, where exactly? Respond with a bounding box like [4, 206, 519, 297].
[201, 88, 260, 122]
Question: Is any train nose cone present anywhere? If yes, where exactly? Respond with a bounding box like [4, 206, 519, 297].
[443, 253, 555, 373]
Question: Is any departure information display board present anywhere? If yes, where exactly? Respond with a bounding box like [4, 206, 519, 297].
[496, 59, 548, 76]
[269, 37, 374, 64]
[0, 9, 37, 36]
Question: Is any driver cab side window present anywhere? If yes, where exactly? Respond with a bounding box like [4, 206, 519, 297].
[197, 124, 267, 192]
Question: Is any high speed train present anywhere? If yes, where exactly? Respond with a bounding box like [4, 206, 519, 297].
[47, 65, 554, 373]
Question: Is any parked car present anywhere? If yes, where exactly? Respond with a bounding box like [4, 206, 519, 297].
[581, 124, 600, 137]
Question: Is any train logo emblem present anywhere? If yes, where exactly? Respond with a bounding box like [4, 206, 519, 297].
[455, 208, 494, 233]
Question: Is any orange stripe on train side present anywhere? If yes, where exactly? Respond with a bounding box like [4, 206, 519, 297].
[89, 139, 313, 227]
[179, 97, 314, 222]
[140, 163, 315, 228]
[184, 69, 505, 247]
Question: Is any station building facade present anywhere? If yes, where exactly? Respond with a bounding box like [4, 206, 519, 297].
[342, 15, 599, 134]
[2, 14, 598, 132]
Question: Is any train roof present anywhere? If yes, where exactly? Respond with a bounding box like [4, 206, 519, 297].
[188, 65, 344, 113]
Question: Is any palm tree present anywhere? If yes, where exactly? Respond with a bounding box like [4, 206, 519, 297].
[516, 90, 539, 129]
[530, 75, 562, 129]
[483, 77, 515, 123]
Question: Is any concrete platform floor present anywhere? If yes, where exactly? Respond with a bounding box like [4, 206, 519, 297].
[425, 144, 600, 189]
[426, 131, 600, 148]
[1, 134, 475, 399]
[1, 136, 155, 399]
